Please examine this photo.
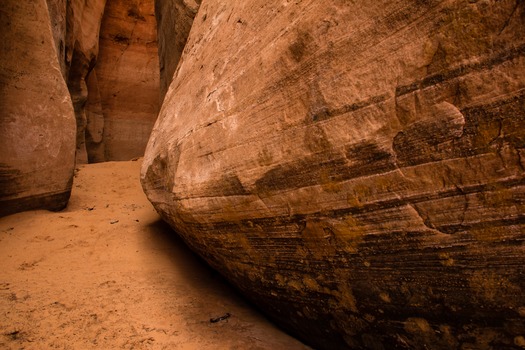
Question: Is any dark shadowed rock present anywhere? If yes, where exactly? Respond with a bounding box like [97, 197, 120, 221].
[61, 0, 107, 163]
[0, 0, 76, 217]
[142, 1, 525, 349]
[154, 0, 201, 101]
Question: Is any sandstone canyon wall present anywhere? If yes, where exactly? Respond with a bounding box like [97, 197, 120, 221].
[0, 0, 76, 216]
[64, 0, 108, 163]
[155, 0, 201, 100]
[142, 1, 525, 349]
[93, 0, 160, 162]
[46, 0, 159, 163]
[1, 0, 159, 217]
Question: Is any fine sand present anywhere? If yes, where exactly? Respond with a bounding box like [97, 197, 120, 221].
[0, 160, 309, 349]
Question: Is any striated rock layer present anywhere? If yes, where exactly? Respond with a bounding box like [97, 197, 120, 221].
[46, 0, 159, 163]
[155, 0, 201, 101]
[0, 0, 76, 217]
[93, 0, 160, 162]
[143, 1, 525, 349]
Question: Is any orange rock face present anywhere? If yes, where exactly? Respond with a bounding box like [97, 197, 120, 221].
[46, 0, 159, 163]
[142, 1, 525, 348]
[92, 0, 160, 161]
[0, 0, 159, 213]
[0, 0, 76, 216]
[63, 0, 107, 163]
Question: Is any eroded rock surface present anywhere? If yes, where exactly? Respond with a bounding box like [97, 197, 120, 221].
[143, 1, 525, 349]
[155, 0, 201, 100]
[59, 0, 107, 163]
[94, 0, 160, 161]
[45, 0, 68, 76]
[0, 0, 76, 217]
[45, 0, 159, 163]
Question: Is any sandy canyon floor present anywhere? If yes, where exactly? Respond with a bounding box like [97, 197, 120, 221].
[0, 160, 309, 349]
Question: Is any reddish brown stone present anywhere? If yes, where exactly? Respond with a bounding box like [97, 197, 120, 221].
[0, 0, 76, 217]
[142, 1, 525, 348]
[155, 0, 201, 100]
[46, 0, 160, 163]
[95, 0, 160, 161]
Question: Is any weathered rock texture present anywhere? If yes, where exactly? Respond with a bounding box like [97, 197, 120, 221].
[155, 0, 201, 100]
[66, 0, 108, 164]
[143, 0, 525, 349]
[45, 0, 159, 163]
[0, 0, 76, 217]
[45, 0, 68, 77]
[93, 0, 160, 161]
[45, 0, 108, 163]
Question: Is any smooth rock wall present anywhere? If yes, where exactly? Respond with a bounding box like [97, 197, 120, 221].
[142, 1, 525, 349]
[66, 0, 108, 164]
[85, 69, 105, 162]
[0, 0, 76, 217]
[95, 0, 160, 161]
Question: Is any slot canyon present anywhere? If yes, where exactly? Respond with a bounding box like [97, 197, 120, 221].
[1, 0, 524, 349]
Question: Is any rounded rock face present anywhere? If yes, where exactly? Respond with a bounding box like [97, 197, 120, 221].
[142, 1, 525, 349]
[0, 0, 76, 217]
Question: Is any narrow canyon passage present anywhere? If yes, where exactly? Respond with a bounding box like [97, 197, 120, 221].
[2, 1, 524, 348]
[0, 160, 309, 349]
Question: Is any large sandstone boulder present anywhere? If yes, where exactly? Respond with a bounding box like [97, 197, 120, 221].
[143, 1, 525, 348]
[0, 0, 76, 217]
